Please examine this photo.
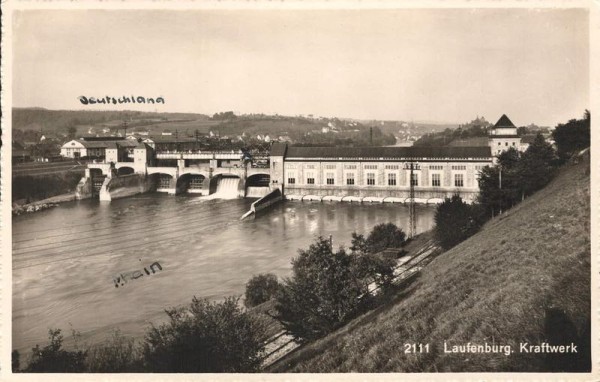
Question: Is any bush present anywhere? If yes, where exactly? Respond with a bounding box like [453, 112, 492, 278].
[434, 195, 483, 250]
[85, 330, 142, 372]
[350, 223, 406, 291]
[275, 237, 369, 341]
[142, 296, 267, 372]
[24, 329, 87, 372]
[364, 223, 407, 253]
[244, 273, 281, 308]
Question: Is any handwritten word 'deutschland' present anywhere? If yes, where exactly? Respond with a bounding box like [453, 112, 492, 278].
[113, 262, 162, 288]
[79, 96, 165, 105]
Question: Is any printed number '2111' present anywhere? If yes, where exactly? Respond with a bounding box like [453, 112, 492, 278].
[404, 343, 430, 353]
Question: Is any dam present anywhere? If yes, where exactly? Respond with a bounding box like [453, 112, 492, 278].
[74, 141, 492, 204]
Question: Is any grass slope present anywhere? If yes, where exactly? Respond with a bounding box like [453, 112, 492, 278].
[271, 157, 590, 372]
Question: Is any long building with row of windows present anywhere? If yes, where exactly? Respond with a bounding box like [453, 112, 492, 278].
[269, 145, 492, 203]
[268, 115, 524, 203]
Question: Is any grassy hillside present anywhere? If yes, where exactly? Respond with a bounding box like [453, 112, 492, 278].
[270, 156, 590, 372]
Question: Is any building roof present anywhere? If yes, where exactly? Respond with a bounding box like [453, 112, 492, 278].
[284, 146, 491, 159]
[65, 139, 139, 149]
[270, 142, 288, 156]
[494, 114, 516, 128]
[448, 137, 490, 147]
[136, 142, 153, 149]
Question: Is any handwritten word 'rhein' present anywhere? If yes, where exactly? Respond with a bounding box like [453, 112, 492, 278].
[79, 96, 165, 105]
[113, 261, 163, 288]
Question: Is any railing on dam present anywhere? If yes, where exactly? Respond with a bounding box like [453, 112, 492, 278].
[156, 151, 243, 160]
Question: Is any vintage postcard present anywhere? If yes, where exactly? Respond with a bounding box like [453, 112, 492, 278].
[1, 0, 597, 380]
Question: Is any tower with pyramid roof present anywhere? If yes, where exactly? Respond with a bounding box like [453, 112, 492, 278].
[489, 114, 522, 157]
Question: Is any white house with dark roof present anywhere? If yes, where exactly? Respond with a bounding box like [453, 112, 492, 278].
[488, 114, 522, 156]
[60, 138, 138, 159]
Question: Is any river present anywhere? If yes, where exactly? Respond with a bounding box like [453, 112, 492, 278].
[12, 193, 435, 354]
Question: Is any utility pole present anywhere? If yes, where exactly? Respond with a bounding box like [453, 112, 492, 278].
[404, 161, 419, 238]
[499, 167, 502, 215]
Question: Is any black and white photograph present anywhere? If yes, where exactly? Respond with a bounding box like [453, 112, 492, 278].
[2, 1, 596, 378]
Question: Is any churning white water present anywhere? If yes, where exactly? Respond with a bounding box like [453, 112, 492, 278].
[203, 177, 240, 200]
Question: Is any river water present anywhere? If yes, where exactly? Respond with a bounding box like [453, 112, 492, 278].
[12, 192, 435, 353]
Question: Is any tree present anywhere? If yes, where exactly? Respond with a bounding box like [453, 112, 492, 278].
[434, 195, 482, 250]
[275, 237, 368, 341]
[349, 223, 406, 291]
[517, 134, 556, 198]
[244, 273, 281, 308]
[363, 222, 407, 254]
[67, 126, 78, 140]
[25, 329, 87, 372]
[477, 148, 522, 216]
[552, 110, 590, 161]
[142, 297, 267, 372]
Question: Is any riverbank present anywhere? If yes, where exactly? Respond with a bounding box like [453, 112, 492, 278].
[12, 193, 77, 215]
[269, 154, 591, 372]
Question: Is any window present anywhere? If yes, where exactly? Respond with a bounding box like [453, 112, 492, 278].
[364, 164, 378, 170]
[306, 172, 315, 184]
[498, 142, 501, 146]
[454, 173, 464, 187]
[304, 164, 316, 169]
[346, 173, 355, 185]
[326, 172, 335, 185]
[367, 173, 376, 185]
[325, 164, 336, 169]
[410, 173, 418, 186]
[505, 142, 508, 146]
[287, 172, 296, 184]
[388, 173, 397, 186]
[512, 142, 516, 146]
[429, 165, 444, 170]
[385, 164, 399, 170]
[431, 173, 441, 187]
[451, 165, 467, 171]
[344, 164, 357, 169]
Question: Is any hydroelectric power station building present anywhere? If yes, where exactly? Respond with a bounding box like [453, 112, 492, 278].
[71, 115, 523, 204]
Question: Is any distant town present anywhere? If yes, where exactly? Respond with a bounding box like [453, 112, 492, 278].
[12, 108, 552, 166]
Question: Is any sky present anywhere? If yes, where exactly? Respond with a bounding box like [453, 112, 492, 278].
[11, 8, 589, 127]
